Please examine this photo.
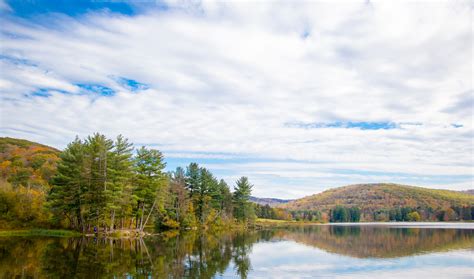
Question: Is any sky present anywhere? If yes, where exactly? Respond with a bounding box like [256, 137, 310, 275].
[0, 0, 472, 199]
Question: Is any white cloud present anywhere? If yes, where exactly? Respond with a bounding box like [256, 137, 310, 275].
[0, 0, 472, 198]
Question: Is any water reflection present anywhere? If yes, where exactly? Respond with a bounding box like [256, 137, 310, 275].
[0, 231, 263, 278]
[278, 226, 474, 258]
[0, 225, 473, 278]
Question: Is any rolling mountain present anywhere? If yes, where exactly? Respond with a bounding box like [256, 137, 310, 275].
[250, 196, 292, 206]
[280, 183, 474, 221]
[462, 189, 474, 195]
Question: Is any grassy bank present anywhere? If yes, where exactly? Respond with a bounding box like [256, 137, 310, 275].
[0, 229, 81, 237]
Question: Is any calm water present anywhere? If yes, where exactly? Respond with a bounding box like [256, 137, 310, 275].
[0, 223, 473, 278]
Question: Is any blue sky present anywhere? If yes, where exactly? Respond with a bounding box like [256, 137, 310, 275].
[0, 0, 472, 198]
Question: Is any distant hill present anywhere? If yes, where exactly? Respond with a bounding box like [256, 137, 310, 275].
[250, 196, 292, 206]
[280, 183, 474, 221]
[462, 189, 474, 195]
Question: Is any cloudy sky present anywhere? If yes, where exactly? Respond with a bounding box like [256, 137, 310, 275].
[0, 0, 472, 198]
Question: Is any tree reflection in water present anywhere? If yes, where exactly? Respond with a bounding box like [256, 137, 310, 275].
[279, 225, 474, 258]
[0, 226, 473, 278]
[0, 230, 264, 278]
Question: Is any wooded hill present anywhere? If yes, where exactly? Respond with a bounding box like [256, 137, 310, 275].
[280, 183, 474, 222]
[249, 196, 292, 206]
[0, 137, 60, 227]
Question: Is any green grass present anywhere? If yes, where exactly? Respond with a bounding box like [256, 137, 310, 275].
[0, 229, 81, 237]
[256, 218, 294, 223]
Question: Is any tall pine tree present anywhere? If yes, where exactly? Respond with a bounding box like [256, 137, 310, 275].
[232, 177, 255, 223]
[49, 137, 86, 231]
[133, 147, 166, 231]
[105, 135, 133, 231]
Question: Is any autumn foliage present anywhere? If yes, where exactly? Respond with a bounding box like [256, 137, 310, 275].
[281, 183, 474, 222]
[0, 138, 59, 228]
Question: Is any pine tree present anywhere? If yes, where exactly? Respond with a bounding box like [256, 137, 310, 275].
[105, 135, 133, 231]
[185, 162, 200, 196]
[232, 177, 255, 223]
[218, 179, 233, 218]
[83, 133, 113, 229]
[185, 163, 215, 224]
[189, 167, 210, 223]
[201, 168, 219, 216]
[49, 137, 86, 231]
[133, 147, 166, 232]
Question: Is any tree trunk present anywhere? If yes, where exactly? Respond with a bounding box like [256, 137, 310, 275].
[139, 203, 145, 231]
[79, 208, 85, 233]
[141, 199, 157, 232]
[110, 210, 115, 232]
[103, 151, 107, 191]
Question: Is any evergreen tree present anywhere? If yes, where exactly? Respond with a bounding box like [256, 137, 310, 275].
[203, 168, 221, 211]
[49, 137, 86, 231]
[105, 135, 133, 231]
[185, 163, 201, 196]
[331, 206, 351, 222]
[218, 179, 233, 218]
[349, 207, 361, 222]
[133, 147, 166, 231]
[232, 177, 255, 223]
[83, 133, 114, 229]
[401, 207, 412, 221]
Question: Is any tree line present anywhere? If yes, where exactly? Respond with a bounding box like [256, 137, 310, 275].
[254, 203, 292, 220]
[256, 204, 474, 223]
[47, 134, 255, 233]
[2, 136, 474, 229]
[329, 206, 361, 222]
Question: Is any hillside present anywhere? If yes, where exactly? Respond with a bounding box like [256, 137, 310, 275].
[281, 183, 474, 221]
[0, 137, 60, 227]
[0, 137, 60, 186]
[0, 137, 59, 153]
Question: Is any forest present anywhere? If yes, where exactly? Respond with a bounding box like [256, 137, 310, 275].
[0, 135, 255, 233]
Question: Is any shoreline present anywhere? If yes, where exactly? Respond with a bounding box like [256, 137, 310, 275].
[2, 221, 473, 238]
[0, 229, 82, 237]
[254, 219, 474, 229]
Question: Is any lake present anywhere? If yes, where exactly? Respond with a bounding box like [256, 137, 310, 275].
[0, 223, 473, 278]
